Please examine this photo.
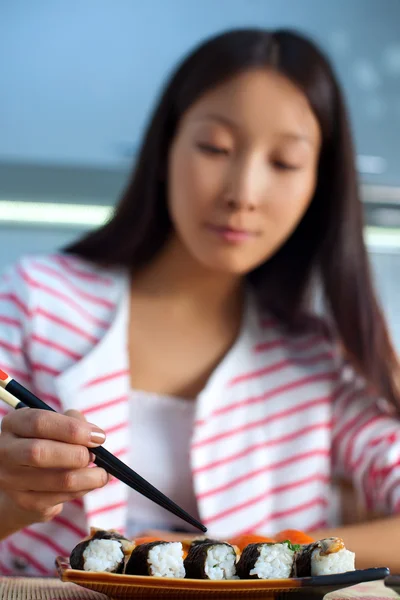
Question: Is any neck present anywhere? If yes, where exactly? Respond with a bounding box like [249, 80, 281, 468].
[132, 236, 244, 314]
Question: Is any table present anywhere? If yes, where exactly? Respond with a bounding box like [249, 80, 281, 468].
[0, 578, 397, 600]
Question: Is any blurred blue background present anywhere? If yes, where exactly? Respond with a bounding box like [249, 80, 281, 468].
[1, 0, 400, 345]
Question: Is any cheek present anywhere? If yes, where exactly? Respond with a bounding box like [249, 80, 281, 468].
[168, 147, 224, 221]
[270, 172, 317, 230]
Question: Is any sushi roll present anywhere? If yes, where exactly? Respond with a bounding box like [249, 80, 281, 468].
[184, 541, 237, 580]
[182, 536, 220, 556]
[124, 541, 185, 578]
[70, 537, 125, 573]
[189, 537, 221, 547]
[236, 541, 299, 579]
[182, 537, 240, 556]
[294, 537, 355, 577]
[89, 529, 135, 557]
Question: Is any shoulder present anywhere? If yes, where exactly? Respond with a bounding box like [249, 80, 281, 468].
[2, 253, 125, 302]
[0, 253, 127, 334]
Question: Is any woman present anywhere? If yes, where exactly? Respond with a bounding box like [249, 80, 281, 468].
[0, 28, 399, 576]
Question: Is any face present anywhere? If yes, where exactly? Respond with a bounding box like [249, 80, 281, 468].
[167, 69, 321, 275]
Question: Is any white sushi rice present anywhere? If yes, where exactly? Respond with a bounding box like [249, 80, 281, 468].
[204, 545, 237, 580]
[250, 544, 294, 579]
[148, 542, 185, 578]
[311, 548, 355, 576]
[82, 539, 124, 572]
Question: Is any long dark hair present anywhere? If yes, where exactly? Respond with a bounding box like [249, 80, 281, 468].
[66, 28, 399, 406]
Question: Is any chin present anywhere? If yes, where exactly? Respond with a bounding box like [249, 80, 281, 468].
[196, 255, 259, 276]
[192, 242, 275, 274]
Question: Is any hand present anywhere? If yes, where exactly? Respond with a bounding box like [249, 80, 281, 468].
[0, 408, 109, 528]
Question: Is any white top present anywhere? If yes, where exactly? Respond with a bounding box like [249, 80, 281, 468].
[126, 390, 201, 537]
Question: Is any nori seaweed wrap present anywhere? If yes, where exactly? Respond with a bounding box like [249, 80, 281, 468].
[294, 537, 355, 577]
[89, 529, 134, 556]
[190, 537, 221, 546]
[70, 537, 125, 573]
[124, 541, 185, 578]
[184, 541, 237, 580]
[236, 542, 298, 579]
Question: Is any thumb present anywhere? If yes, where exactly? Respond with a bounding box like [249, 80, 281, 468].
[64, 409, 87, 422]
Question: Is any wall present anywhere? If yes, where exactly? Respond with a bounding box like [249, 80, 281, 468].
[0, 226, 82, 272]
[1, 0, 400, 184]
[371, 251, 400, 351]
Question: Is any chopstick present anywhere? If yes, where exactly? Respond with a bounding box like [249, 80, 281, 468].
[0, 369, 207, 533]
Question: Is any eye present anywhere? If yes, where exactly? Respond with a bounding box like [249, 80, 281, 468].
[196, 142, 229, 156]
[272, 160, 301, 171]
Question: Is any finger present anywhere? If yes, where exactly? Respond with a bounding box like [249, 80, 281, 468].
[8, 489, 90, 516]
[7, 494, 64, 524]
[1, 409, 106, 447]
[5, 438, 92, 469]
[64, 409, 87, 422]
[1, 466, 109, 493]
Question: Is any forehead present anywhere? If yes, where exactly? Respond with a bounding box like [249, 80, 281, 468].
[181, 69, 321, 146]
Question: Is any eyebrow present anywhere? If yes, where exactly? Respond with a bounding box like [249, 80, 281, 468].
[193, 114, 314, 145]
[192, 113, 239, 129]
[279, 132, 313, 146]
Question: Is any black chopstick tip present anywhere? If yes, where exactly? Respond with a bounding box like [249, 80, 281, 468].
[185, 516, 207, 533]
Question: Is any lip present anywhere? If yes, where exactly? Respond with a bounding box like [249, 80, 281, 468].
[205, 224, 258, 243]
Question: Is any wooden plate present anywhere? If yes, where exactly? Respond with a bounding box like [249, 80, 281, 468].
[56, 557, 389, 599]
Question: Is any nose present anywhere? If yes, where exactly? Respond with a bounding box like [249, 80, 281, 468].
[223, 155, 265, 212]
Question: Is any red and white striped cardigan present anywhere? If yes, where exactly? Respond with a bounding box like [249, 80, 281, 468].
[0, 253, 399, 576]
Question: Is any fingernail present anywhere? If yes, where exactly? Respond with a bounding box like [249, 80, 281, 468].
[89, 452, 96, 463]
[90, 426, 106, 445]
